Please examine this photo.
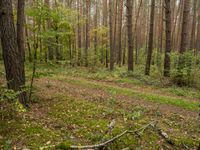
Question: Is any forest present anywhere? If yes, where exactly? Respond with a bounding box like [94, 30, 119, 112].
[0, 0, 199, 149]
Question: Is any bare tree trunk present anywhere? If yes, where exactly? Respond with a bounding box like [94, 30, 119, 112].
[0, 0, 27, 107]
[85, 0, 90, 67]
[45, 0, 54, 60]
[134, 0, 143, 65]
[109, 0, 114, 71]
[113, 0, 118, 64]
[126, 0, 134, 71]
[190, 0, 197, 50]
[180, 0, 190, 54]
[117, 0, 123, 66]
[163, 0, 171, 77]
[145, 0, 155, 75]
[94, 0, 98, 65]
[196, 1, 200, 52]
[77, 0, 81, 66]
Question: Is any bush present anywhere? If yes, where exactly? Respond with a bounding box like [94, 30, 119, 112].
[171, 51, 200, 87]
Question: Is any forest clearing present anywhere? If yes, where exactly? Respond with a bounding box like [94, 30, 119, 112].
[0, 64, 199, 149]
[0, 0, 200, 149]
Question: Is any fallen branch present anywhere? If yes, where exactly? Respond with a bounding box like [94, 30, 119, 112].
[150, 124, 175, 146]
[40, 120, 157, 150]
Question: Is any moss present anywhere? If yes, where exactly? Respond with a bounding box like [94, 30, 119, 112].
[55, 141, 71, 150]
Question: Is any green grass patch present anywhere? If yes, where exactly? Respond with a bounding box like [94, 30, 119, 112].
[54, 76, 199, 111]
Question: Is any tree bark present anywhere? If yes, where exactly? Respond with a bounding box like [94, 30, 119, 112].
[0, 0, 27, 106]
[145, 0, 155, 75]
[163, 0, 171, 77]
[77, 0, 82, 66]
[109, 0, 114, 71]
[117, 0, 123, 66]
[126, 0, 134, 71]
[180, 0, 190, 54]
[85, 0, 90, 67]
[190, 0, 197, 50]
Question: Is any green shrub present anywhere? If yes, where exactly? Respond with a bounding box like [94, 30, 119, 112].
[171, 51, 200, 87]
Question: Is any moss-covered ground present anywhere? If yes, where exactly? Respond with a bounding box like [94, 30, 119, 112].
[0, 63, 199, 149]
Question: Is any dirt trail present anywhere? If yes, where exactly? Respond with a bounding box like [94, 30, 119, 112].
[35, 77, 199, 119]
[65, 76, 200, 103]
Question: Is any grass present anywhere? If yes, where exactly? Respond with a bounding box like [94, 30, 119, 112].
[0, 63, 199, 149]
[54, 75, 199, 111]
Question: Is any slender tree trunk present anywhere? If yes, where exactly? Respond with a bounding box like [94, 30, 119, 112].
[117, 0, 123, 66]
[94, 0, 98, 65]
[190, 0, 197, 50]
[25, 18, 32, 62]
[85, 0, 90, 67]
[196, 1, 200, 52]
[180, 0, 190, 54]
[126, 0, 134, 71]
[177, 0, 191, 85]
[0, 0, 27, 107]
[109, 0, 114, 71]
[77, 0, 81, 66]
[134, 0, 143, 65]
[145, 0, 155, 75]
[45, 0, 54, 60]
[163, 0, 171, 77]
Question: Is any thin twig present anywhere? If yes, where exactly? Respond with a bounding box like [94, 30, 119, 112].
[40, 120, 157, 150]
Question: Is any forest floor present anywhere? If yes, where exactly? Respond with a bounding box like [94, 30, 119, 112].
[0, 63, 199, 149]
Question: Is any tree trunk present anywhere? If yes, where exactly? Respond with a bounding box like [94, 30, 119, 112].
[77, 0, 81, 66]
[145, 0, 155, 75]
[45, 0, 54, 60]
[0, 0, 27, 106]
[109, 0, 114, 71]
[117, 0, 123, 66]
[180, 0, 190, 54]
[196, 1, 200, 52]
[94, 0, 98, 65]
[126, 0, 134, 71]
[190, 0, 197, 50]
[85, 0, 90, 67]
[163, 0, 171, 77]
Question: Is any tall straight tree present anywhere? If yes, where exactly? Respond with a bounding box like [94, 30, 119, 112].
[17, 0, 26, 90]
[45, 0, 54, 60]
[126, 0, 134, 71]
[163, 0, 171, 77]
[85, 0, 90, 67]
[190, 0, 197, 50]
[117, 0, 123, 66]
[196, 0, 200, 52]
[177, 0, 190, 85]
[77, 0, 82, 66]
[0, 0, 27, 106]
[145, 0, 155, 75]
[179, 0, 190, 54]
[109, 0, 114, 71]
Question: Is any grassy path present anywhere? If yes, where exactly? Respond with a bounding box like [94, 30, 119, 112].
[0, 65, 199, 149]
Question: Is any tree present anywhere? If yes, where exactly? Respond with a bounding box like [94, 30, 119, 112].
[77, 0, 82, 66]
[0, 0, 27, 107]
[179, 0, 190, 54]
[190, 0, 197, 50]
[145, 0, 155, 75]
[196, 0, 200, 52]
[126, 0, 134, 71]
[117, 0, 123, 66]
[163, 0, 171, 77]
[45, 0, 54, 60]
[85, 0, 90, 67]
[109, 0, 114, 71]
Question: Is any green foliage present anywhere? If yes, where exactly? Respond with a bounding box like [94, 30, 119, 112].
[55, 142, 71, 150]
[171, 51, 200, 87]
